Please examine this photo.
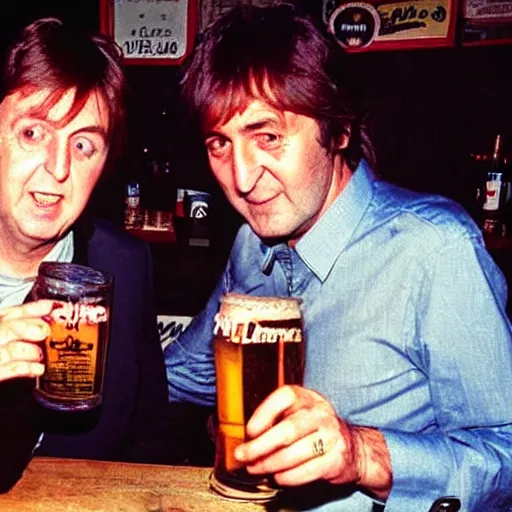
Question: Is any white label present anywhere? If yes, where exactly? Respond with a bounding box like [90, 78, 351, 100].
[213, 313, 302, 344]
[50, 302, 108, 329]
[483, 180, 502, 211]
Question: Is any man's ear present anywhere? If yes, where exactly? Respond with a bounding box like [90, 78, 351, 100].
[339, 131, 350, 150]
[334, 127, 351, 152]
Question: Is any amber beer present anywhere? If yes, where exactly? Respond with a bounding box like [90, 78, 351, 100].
[30, 262, 113, 412]
[210, 293, 304, 502]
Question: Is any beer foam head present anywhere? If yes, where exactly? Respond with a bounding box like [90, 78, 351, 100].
[219, 293, 302, 322]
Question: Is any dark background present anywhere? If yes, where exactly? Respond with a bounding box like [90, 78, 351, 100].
[2, 1, 511, 226]
[0, 0, 512, 214]
[4, 0, 512, 213]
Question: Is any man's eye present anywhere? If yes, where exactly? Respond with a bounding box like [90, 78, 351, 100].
[206, 137, 229, 157]
[21, 125, 46, 145]
[73, 137, 96, 158]
[257, 133, 281, 149]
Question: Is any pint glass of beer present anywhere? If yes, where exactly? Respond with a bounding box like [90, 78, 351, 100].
[30, 262, 113, 412]
[210, 293, 304, 502]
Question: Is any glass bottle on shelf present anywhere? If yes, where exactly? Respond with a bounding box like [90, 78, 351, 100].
[481, 134, 510, 237]
[502, 154, 512, 236]
[124, 179, 143, 230]
[139, 142, 176, 231]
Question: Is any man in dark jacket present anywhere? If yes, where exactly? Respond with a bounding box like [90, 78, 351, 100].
[0, 18, 197, 492]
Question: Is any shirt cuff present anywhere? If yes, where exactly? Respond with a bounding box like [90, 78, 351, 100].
[381, 428, 453, 512]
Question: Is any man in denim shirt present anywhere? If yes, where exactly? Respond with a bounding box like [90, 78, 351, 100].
[165, 4, 512, 511]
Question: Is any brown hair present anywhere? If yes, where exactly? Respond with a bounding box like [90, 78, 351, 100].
[1, 17, 127, 170]
[180, 3, 375, 170]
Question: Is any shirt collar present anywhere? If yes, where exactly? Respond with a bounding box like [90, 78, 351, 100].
[0, 231, 75, 310]
[294, 159, 375, 281]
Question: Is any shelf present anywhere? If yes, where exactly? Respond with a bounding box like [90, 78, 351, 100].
[484, 233, 512, 251]
[126, 227, 177, 244]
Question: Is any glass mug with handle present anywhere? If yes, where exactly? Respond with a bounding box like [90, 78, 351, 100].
[210, 293, 305, 502]
[29, 262, 113, 412]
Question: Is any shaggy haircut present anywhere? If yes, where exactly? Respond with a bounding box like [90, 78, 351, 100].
[1, 17, 127, 170]
[180, 3, 375, 170]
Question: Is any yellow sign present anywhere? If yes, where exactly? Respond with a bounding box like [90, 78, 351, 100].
[375, 0, 453, 41]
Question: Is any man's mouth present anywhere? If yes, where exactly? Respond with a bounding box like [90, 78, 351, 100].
[32, 192, 61, 206]
[246, 193, 279, 206]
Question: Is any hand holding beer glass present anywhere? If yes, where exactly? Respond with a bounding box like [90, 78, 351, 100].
[0, 301, 53, 382]
[29, 262, 113, 412]
[210, 293, 305, 502]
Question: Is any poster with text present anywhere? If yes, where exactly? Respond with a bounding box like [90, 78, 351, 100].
[100, 0, 198, 65]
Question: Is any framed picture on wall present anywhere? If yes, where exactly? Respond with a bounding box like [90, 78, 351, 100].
[461, 0, 512, 45]
[323, 0, 458, 52]
[100, 0, 198, 65]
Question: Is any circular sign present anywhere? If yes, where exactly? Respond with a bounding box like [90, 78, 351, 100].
[328, 2, 381, 50]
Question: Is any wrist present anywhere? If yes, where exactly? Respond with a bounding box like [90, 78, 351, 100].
[351, 425, 392, 500]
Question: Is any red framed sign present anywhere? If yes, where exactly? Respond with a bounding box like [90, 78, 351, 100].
[463, 0, 512, 22]
[100, 0, 198, 65]
[461, 0, 512, 46]
[324, 0, 458, 52]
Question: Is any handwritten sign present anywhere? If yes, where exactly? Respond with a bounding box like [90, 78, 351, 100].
[376, 0, 453, 39]
[100, 0, 197, 65]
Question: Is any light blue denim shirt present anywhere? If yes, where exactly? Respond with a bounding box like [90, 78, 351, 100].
[165, 161, 512, 511]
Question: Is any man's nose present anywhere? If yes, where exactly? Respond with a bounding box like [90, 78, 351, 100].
[232, 142, 262, 194]
[44, 137, 71, 182]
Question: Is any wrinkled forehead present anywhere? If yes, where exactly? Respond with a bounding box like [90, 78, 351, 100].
[4, 85, 109, 129]
[202, 73, 282, 132]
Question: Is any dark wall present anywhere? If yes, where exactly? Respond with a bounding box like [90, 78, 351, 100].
[348, 44, 512, 209]
[2, 1, 511, 228]
[1, 2, 100, 47]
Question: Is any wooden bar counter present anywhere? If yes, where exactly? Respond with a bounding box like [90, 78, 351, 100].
[0, 457, 269, 511]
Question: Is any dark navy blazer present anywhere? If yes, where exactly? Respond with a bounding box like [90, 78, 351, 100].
[0, 217, 172, 491]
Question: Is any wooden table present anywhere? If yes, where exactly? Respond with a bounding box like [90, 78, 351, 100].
[0, 457, 270, 511]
